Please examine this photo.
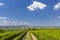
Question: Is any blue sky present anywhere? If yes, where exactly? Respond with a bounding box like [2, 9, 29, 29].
[0, 0, 60, 26]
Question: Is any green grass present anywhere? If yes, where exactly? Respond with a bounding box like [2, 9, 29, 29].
[0, 31, 22, 40]
[13, 31, 27, 40]
[0, 29, 27, 40]
[31, 29, 60, 40]
[0, 28, 60, 40]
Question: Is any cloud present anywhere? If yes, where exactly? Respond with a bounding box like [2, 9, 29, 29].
[54, 2, 60, 10]
[27, 1, 47, 11]
[58, 16, 60, 18]
[0, 3, 4, 6]
[0, 16, 7, 20]
[0, 16, 29, 26]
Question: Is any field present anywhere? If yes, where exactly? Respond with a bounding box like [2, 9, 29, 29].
[31, 29, 60, 40]
[0, 28, 60, 40]
[0, 28, 27, 40]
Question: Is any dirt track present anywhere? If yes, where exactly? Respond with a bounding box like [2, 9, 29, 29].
[31, 33, 38, 40]
[22, 31, 38, 40]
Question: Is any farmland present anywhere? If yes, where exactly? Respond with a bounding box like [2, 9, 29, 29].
[31, 29, 60, 40]
[0, 28, 60, 40]
[0, 28, 27, 40]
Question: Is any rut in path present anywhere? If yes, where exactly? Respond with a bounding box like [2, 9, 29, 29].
[22, 31, 31, 40]
[31, 32, 38, 40]
[22, 31, 38, 40]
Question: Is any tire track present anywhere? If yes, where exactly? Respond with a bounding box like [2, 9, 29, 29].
[31, 32, 38, 40]
[22, 31, 31, 40]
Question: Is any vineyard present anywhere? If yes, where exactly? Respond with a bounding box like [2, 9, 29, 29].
[0, 28, 60, 40]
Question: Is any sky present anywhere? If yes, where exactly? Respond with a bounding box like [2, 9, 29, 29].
[0, 0, 60, 26]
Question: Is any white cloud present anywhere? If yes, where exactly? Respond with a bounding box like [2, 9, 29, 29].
[0, 16, 7, 20]
[0, 16, 29, 26]
[0, 3, 4, 6]
[27, 1, 47, 11]
[54, 2, 60, 10]
[58, 16, 60, 18]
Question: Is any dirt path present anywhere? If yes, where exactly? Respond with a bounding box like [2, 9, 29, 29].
[22, 31, 38, 40]
[31, 33, 38, 40]
[22, 32, 31, 40]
